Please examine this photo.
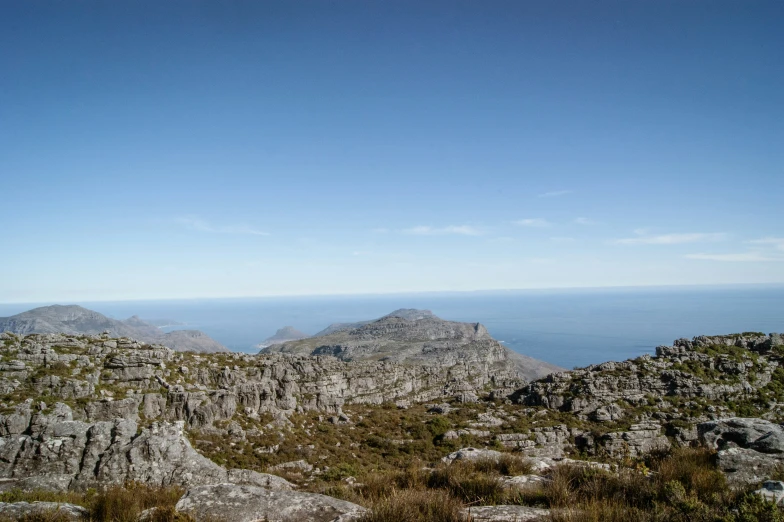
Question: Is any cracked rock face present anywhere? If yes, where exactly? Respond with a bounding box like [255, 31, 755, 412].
[699, 417, 784, 485]
[0, 403, 293, 491]
[175, 483, 366, 522]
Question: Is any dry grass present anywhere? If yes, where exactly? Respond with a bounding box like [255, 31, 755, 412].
[357, 489, 464, 522]
[89, 483, 188, 522]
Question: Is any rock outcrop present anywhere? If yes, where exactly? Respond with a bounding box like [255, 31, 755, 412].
[0, 501, 88, 521]
[175, 483, 366, 522]
[0, 402, 293, 491]
[698, 417, 784, 485]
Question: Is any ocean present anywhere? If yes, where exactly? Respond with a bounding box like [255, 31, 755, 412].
[1, 285, 782, 369]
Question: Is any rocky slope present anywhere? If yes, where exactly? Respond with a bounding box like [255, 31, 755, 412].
[261, 309, 563, 382]
[0, 327, 782, 517]
[0, 305, 228, 353]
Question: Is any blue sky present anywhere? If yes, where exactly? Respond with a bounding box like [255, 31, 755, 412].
[1, 1, 782, 302]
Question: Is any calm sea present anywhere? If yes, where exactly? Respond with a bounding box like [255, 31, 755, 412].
[1, 286, 782, 369]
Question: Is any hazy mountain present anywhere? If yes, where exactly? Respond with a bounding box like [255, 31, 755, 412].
[256, 326, 311, 348]
[312, 309, 435, 337]
[261, 308, 563, 381]
[0, 305, 228, 353]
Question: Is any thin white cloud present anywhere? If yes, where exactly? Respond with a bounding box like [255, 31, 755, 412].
[514, 218, 552, 228]
[176, 216, 270, 236]
[487, 236, 516, 244]
[614, 232, 725, 245]
[574, 217, 594, 225]
[685, 252, 781, 262]
[748, 237, 784, 251]
[538, 190, 572, 198]
[372, 228, 390, 234]
[402, 225, 483, 236]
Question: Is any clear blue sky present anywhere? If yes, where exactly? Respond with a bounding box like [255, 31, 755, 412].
[1, 1, 782, 302]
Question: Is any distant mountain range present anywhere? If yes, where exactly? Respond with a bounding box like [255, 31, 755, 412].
[256, 326, 311, 348]
[0, 305, 227, 353]
[260, 308, 563, 381]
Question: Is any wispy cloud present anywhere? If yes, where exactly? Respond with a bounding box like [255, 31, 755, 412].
[748, 237, 784, 251]
[685, 252, 781, 262]
[176, 216, 270, 236]
[614, 232, 725, 245]
[538, 190, 572, 198]
[402, 225, 483, 236]
[574, 217, 594, 225]
[371, 228, 390, 234]
[514, 218, 552, 228]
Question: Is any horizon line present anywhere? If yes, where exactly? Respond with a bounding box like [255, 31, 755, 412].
[2, 281, 783, 306]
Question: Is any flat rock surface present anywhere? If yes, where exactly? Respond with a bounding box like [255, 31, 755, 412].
[464, 505, 551, 521]
[0, 501, 89, 520]
[175, 483, 366, 522]
[442, 447, 503, 464]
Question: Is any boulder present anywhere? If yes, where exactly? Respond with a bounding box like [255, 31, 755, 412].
[441, 447, 503, 464]
[0, 501, 88, 520]
[754, 480, 784, 506]
[175, 483, 366, 522]
[699, 418, 784, 453]
[464, 505, 551, 521]
[501, 474, 550, 490]
[698, 418, 784, 485]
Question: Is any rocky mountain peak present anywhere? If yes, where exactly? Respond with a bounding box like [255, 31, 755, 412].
[0, 305, 228, 353]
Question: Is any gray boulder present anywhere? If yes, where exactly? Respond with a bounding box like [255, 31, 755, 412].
[754, 480, 784, 506]
[464, 505, 551, 521]
[698, 418, 784, 485]
[441, 447, 503, 464]
[0, 501, 88, 520]
[175, 483, 366, 522]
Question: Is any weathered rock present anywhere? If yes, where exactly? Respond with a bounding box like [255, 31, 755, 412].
[599, 423, 670, 458]
[699, 418, 784, 484]
[463, 505, 551, 521]
[271, 460, 314, 473]
[0, 408, 293, 491]
[501, 474, 550, 490]
[442, 447, 503, 464]
[527, 457, 612, 473]
[175, 483, 366, 522]
[700, 418, 784, 452]
[0, 501, 89, 520]
[754, 480, 784, 506]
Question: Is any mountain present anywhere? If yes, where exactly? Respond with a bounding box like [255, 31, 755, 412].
[261, 308, 563, 381]
[256, 326, 311, 348]
[158, 329, 228, 353]
[0, 305, 228, 353]
[312, 309, 436, 337]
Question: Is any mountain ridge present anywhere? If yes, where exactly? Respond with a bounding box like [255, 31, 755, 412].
[0, 305, 228, 353]
[261, 308, 563, 381]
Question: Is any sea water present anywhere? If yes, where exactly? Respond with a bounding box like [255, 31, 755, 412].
[1, 285, 782, 369]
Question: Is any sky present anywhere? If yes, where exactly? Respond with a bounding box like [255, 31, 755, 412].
[1, 0, 783, 303]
